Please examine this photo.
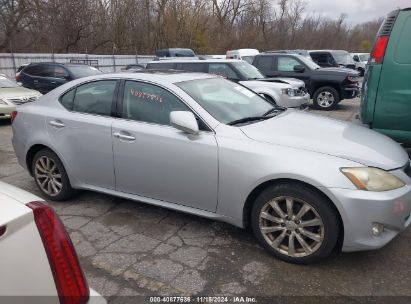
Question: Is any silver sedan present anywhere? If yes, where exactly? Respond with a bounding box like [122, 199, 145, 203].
[12, 71, 411, 264]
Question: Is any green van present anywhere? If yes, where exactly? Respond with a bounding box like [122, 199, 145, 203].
[361, 7, 411, 144]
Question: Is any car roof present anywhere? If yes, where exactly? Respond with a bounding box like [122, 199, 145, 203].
[25, 62, 92, 67]
[309, 50, 349, 53]
[87, 70, 217, 84]
[148, 59, 243, 64]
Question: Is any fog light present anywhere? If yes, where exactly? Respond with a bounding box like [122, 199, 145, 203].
[372, 223, 384, 237]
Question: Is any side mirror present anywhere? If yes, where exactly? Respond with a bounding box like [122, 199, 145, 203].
[170, 111, 199, 135]
[293, 65, 305, 73]
[353, 56, 359, 62]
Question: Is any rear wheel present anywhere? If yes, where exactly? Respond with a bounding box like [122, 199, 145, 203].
[251, 183, 340, 264]
[32, 149, 75, 201]
[313, 87, 340, 110]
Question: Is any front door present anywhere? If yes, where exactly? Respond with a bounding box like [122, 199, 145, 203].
[112, 80, 219, 212]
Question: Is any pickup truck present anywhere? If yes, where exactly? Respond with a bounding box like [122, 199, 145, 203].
[252, 53, 360, 110]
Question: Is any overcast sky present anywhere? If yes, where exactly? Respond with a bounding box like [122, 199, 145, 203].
[305, 0, 410, 24]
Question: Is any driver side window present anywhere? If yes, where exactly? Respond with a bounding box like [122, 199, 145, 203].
[122, 81, 190, 126]
[277, 57, 301, 72]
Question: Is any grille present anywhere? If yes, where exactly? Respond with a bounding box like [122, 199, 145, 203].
[7, 96, 37, 105]
[378, 10, 399, 36]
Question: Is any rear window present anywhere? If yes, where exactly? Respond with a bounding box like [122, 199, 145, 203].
[146, 62, 176, 69]
[394, 15, 411, 64]
[177, 63, 206, 72]
[66, 66, 102, 78]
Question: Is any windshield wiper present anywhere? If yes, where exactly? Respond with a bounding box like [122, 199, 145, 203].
[227, 116, 271, 126]
[263, 106, 287, 116]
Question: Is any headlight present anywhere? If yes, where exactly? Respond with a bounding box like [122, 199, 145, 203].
[347, 76, 359, 83]
[341, 167, 405, 191]
[281, 88, 298, 97]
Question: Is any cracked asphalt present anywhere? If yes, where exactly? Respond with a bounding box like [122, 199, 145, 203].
[1, 98, 411, 303]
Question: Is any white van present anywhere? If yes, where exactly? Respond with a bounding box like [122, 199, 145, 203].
[226, 49, 259, 64]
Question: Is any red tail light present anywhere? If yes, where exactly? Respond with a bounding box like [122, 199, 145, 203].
[15, 74, 20, 82]
[27, 202, 89, 304]
[10, 111, 17, 123]
[371, 35, 389, 64]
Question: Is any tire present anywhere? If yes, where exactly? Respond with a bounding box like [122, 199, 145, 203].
[32, 149, 75, 201]
[313, 86, 340, 110]
[251, 182, 340, 264]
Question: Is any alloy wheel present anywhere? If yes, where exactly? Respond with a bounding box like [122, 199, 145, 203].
[259, 196, 324, 258]
[317, 91, 335, 108]
[34, 156, 63, 196]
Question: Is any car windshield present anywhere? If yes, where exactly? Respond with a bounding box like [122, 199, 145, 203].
[332, 51, 355, 65]
[359, 54, 370, 61]
[0, 76, 18, 88]
[241, 56, 255, 64]
[296, 55, 321, 70]
[67, 66, 102, 78]
[177, 78, 275, 125]
[232, 62, 265, 80]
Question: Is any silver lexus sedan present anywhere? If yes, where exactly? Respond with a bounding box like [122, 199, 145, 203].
[12, 71, 411, 264]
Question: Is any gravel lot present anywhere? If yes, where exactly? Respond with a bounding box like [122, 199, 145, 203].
[1, 98, 411, 303]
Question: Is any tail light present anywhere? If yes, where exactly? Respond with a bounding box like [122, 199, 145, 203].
[15, 74, 20, 82]
[10, 111, 17, 123]
[371, 36, 389, 64]
[27, 202, 89, 304]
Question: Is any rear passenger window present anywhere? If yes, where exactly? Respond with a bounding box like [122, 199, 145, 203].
[178, 63, 206, 72]
[394, 16, 411, 64]
[255, 56, 273, 74]
[72, 81, 116, 116]
[208, 63, 239, 80]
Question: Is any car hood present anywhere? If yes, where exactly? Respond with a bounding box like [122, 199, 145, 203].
[316, 67, 360, 76]
[259, 77, 305, 88]
[240, 110, 409, 170]
[0, 87, 41, 99]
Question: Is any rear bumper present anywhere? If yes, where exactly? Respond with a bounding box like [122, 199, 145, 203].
[326, 182, 411, 252]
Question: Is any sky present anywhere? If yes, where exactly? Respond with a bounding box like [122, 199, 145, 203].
[305, 0, 410, 24]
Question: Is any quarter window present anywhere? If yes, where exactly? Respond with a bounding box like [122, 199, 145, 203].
[72, 80, 116, 116]
[60, 89, 75, 110]
[122, 81, 190, 126]
[277, 57, 301, 72]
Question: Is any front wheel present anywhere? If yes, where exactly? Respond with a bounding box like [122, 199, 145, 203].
[32, 149, 75, 201]
[251, 183, 340, 264]
[313, 87, 340, 110]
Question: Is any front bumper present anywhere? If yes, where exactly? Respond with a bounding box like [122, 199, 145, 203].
[326, 181, 411, 252]
[341, 85, 360, 99]
[0, 104, 16, 117]
[280, 93, 310, 109]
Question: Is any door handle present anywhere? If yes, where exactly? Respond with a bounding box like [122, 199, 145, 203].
[113, 132, 136, 141]
[49, 120, 65, 128]
[50, 81, 56, 84]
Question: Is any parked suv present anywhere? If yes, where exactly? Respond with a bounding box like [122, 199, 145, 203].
[146, 59, 310, 108]
[309, 50, 356, 70]
[360, 7, 411, 144]
[19, 62, 102, 94]
[252, 53, 360, 110]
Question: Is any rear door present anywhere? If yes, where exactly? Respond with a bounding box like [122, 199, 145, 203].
[253, 56, 276, 77]
[46, 79, 118, 189]
[373, 11, 411, 142]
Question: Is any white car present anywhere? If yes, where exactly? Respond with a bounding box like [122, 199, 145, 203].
[351, 53, 370, 76]
[226, 49, 259, 64]
[0, 75, 42, 119]
[0, 181, 106, 304]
